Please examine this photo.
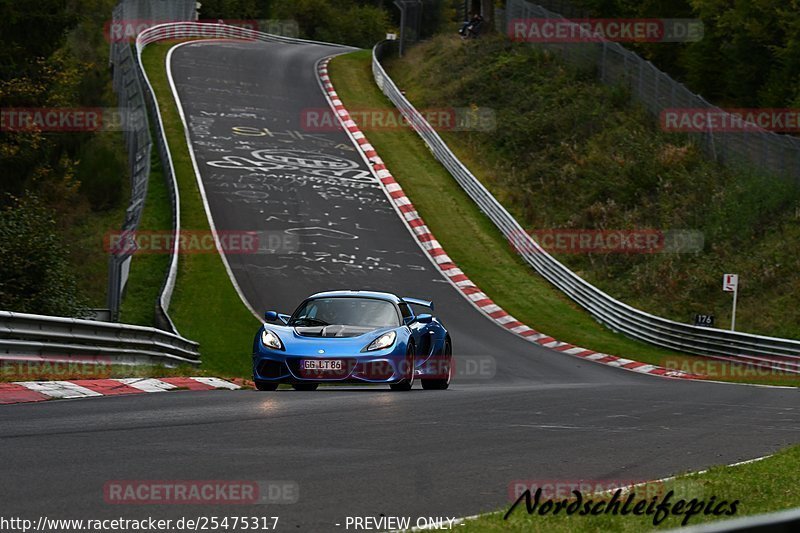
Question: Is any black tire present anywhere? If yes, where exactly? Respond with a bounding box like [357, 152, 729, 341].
[422, 338, 452, 390]
[292, 383, 319, 391]
[390, 342, 415, 391]
[254, 380, 279, 391]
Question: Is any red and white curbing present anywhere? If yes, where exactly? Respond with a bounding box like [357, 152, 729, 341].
[317, 58, 702, 382]
[0, 377, 243, 405]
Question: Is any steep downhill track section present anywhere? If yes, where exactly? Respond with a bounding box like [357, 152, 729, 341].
[166, 38, 627, 385]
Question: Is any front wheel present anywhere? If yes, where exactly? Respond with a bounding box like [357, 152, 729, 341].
[422, 338, 452, 390]
[390, 343, 415, 391]
[254, 380, 279, 391]
[292, 383, 319, 391]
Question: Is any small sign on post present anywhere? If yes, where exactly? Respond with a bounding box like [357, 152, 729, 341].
[693, 314, 714, 328]
[722, 274, 739, 331]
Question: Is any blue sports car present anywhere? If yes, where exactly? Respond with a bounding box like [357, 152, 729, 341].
[252, 291, 452, 391]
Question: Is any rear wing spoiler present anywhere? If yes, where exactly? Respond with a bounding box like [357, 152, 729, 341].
[401, 297, 434, 312]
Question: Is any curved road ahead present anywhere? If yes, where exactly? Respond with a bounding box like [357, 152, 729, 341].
[1, 40, 798, 530]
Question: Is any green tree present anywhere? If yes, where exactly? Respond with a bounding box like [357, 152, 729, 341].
[0, 195, 88, 316]
[199, 0, 272, 19]
[572, 0, 800, 108]
[272, 0, 389, 48]
[0, 0, 77, 79]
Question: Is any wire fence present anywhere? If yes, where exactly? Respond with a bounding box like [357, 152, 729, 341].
[394, 0, 423, 56]
[108, 0, 196, 330]
[505, 0, 800, 183]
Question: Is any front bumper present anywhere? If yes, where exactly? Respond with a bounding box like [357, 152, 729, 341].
[252, 353, 411, 384]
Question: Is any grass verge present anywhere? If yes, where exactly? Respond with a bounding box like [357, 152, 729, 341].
[140, 42, 260, 376]
[460, 444, 800, 531]
[118, 129, 172, 326]
[327, 50, 800, 388]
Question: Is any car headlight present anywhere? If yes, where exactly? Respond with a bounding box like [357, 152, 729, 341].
[364, 331, 396, 351]
[260, 329, 284, 350]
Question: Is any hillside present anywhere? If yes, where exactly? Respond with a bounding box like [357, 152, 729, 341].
[386, 35, 800, 339]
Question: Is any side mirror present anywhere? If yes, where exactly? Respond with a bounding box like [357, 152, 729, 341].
[415, 313, 433, 324]
[264, 311, 278, 322]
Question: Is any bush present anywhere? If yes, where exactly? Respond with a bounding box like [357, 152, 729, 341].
[0, 195, 88, 317]
[272, 0, 389, 48]
[573, 0, 800, 108]
[76, 134, 127, 211]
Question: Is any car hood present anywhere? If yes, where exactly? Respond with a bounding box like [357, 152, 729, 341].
[294, 325, 375, 338]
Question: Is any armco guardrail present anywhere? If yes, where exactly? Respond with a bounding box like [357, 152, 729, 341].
[135, 21, 350, 52]
[0, 311, 200, 366]
[372, 40, 800, 370]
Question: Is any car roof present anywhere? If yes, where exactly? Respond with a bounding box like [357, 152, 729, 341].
[306, 290, 401, 303]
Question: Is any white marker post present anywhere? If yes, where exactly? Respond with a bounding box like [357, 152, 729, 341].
[722, 274, 739, 331]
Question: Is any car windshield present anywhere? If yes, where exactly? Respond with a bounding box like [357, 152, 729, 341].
[289, 297, 400, 328]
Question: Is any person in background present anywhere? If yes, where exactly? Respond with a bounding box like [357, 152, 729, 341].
[459, 12, 484, 39]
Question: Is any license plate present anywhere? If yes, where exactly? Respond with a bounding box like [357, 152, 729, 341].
[301, 359, 342, 371]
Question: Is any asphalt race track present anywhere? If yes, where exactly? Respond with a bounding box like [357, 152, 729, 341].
[1, 40, 798, 530]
